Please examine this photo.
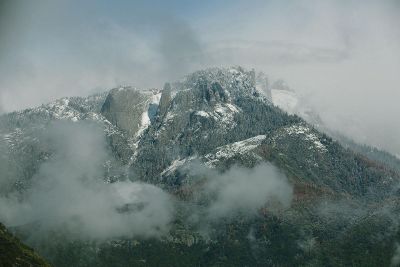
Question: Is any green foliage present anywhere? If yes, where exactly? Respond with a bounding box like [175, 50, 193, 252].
[0, 223, 51, 267]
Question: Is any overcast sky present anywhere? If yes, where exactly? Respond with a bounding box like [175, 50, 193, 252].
[0, 0, 399, 155]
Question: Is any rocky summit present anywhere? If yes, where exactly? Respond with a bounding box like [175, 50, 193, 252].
[1, 67, 400, 267]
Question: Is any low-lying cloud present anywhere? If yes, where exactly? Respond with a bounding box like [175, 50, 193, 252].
[0, 121, 174, 240]
[203, 164, 293, 221]
[184, 162, 293, 225]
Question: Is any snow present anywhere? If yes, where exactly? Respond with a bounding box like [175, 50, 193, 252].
[160, 156, 197, 176]
[284, 124, 327, 152]
[229, 68, 246, 83]
[45, 97, 83, 121]
[225, 103, 240, 113]
[88, 112, 101, 121]
[205, 135, 266, 166]
[135, 91, 162, 138]
[164, 111, 176, 121]
[171, 90, 178, 99]
[127, 90, 163, 164]
[193, 103, 241, 128]
[195, 111, 210, 117]
[151, 92, 162, 105]
[136, 111, 150, 137]
[212, 103, 241, 126]
[229, 68, 239, 74]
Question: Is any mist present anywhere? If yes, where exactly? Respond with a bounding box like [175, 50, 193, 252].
[0, 121, 175, 240]
[203, 164, 293, 221]
[183, 162, 293, 225]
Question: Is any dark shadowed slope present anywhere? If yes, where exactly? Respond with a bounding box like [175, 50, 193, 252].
[0, 223, 50, 267]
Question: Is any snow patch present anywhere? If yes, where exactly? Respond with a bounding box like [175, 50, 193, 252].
[164, 111, 176, 121]
[193, 103, 241, 129]
[151, 92, 162, 105]
[127, 90, 163, 164]
[284, 124, 327, 152]
[195, 111, 210, 118]
[229, 68, 239, 74]
[212, 103, 241, 127]
[205, 135, 266, 166]
[135, 91, 162, 138]
[46, 97, 82, 121]
[160, 156, 197, 176]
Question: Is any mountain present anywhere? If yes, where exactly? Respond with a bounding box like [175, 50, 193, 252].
[1, 67, 400, 266]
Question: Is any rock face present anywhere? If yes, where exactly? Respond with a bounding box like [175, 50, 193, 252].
[101, 87, 161, 137]
[158, 83, 172, 118]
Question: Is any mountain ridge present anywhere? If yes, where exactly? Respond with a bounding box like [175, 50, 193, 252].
[1, 66, 400, 266]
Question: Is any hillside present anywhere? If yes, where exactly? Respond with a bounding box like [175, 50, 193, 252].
[0, 223, 51, 267]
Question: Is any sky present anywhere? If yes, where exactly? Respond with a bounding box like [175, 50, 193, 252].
[0, 0, 399, 155]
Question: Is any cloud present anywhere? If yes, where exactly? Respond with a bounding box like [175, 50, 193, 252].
[0, 121, 174, 240]
[157, 17, 206, 81]
[0, 0, 206, 112]
[184, 162, 293, 223]
[204, 164, 293, 220]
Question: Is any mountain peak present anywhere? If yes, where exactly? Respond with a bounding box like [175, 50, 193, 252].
[180, 66, 257, 95]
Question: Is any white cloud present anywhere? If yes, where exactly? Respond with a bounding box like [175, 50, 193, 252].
[0, 121, 174, 240]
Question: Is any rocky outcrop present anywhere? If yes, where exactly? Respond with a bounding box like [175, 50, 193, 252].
[158, 83, 172, 119]
[101, 87, 161, 138]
